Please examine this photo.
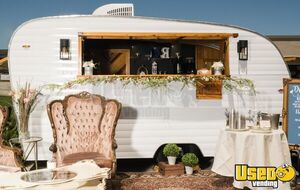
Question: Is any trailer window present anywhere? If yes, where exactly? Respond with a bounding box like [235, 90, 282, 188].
[78, 32, 237, 76]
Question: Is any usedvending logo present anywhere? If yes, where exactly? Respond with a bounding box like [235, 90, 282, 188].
[235, 164, 296, 189]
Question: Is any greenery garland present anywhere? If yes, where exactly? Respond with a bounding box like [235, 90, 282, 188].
[222, 77, 255, 93]
[46, 75, 255, 93]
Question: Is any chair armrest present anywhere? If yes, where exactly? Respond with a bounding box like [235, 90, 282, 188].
[1, 144, 22, 156]
[49, 144, 57, 153]
[12, 147, 22, 156]
[0, 145, 23, 168]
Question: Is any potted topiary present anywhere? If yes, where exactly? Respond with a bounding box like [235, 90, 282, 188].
[182, 153, 199, 175]
[163, 143, 181, 165]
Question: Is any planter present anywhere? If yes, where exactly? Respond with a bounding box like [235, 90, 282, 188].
[213, 67, 223, 76]
[84, 67, 93, 76]
[167, 156, 177, 165]
[158, 162, 184, 176]
[185, 166, 193, 175]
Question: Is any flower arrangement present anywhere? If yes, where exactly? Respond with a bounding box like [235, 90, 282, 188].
[83, 60, 96, 68]
[211, 61, 224, 68]
[83, 60, 96, 75]
[211, 61, 224, 75]
[10, 83, 41, 138]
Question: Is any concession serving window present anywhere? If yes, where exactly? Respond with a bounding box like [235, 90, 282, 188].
[78, 32, 238, 76]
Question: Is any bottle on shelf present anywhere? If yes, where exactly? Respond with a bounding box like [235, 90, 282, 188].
[175, 52, 182, 74]
[186, 57, 196, 74]
[152, 61, 158, 74]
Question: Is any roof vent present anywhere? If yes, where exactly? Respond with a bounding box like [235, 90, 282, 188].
[92, 3, 134, 16]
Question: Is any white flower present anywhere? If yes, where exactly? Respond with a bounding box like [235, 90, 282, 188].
[211, 61, 224, 68]
[239, 86, 251, 91]
[83, 60, 96, 68]
[14, 91, 22, 100]
[23, 97, 30, 103]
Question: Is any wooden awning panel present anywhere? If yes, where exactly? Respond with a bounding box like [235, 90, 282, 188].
[79, 32, 238, 40]
[0, 57, 7, 66]
[284, 57, 297, 62]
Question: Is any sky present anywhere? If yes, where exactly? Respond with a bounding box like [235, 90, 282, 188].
[0, 0, 300, 49]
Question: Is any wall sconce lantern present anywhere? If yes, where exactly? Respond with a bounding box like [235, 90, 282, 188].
[60, 39, 71, 60]
[237, 40, 248, 60]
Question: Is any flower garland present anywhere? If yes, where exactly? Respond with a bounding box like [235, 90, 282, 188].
[46, 75, 255, 93]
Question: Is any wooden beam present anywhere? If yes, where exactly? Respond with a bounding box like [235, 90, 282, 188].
[224, 39, 230, 76]
[78, 36, 83, 75]
[79, 32, 239, 40]
[0, 57, 7, 66]
[284, 57, 297, 62]
[77, 74, 227, 79]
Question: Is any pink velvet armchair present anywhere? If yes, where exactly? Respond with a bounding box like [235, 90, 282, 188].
[47, 91, 121, 177]
[0, 106, 22, 172]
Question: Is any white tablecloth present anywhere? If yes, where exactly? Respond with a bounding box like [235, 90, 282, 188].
[212, 129, 292, 190]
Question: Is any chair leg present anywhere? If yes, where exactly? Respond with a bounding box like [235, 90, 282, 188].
[111, 161, 117, 178]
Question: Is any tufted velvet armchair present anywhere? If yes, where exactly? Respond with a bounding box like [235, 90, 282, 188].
[0, 106, 22, 172]
[47, 91, 121, 177]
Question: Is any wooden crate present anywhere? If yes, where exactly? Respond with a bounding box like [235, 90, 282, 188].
[158, 162, 184, 176]
[196, 79, 222, 99]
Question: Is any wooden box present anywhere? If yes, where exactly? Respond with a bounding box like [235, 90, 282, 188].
[158, 162, 184, 176]
[196, 79, 222, 99]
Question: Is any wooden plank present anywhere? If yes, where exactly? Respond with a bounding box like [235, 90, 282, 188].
[224, 39, 230, 76]
[77, 74, 226, 78]
[78, 36, 83, 75]
[196, 80, 222, 99]
[0, 57, 8, 66]
[79, 32, 239, 40]
[107, 49, 130, 75]
[284, 57, 297, 62]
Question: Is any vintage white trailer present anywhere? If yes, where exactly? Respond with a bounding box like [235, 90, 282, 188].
[8, 4, 289, 160]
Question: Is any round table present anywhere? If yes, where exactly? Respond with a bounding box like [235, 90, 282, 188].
[212, 128, 291, 190]
[9, 136, 42, 170]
